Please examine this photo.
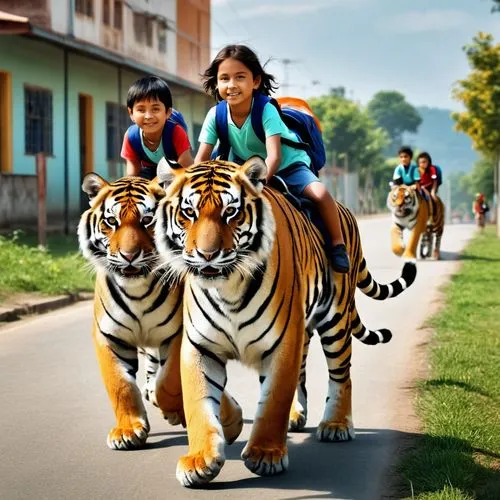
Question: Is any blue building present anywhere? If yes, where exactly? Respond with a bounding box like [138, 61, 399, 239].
[0, 1, 211, 231]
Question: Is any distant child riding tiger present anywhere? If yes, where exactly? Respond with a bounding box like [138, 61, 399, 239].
[154, 156, 417, 487]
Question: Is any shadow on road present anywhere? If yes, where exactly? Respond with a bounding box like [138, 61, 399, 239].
[183, 427, 499, 499]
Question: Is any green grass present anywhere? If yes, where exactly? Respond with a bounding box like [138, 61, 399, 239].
[398, 226, 500, 499]
[0, 230, 94, 302]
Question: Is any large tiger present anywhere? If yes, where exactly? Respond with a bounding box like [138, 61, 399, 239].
[78, 174, 243, 451]
[388, 184, 445, 260]
[154, 157, 417, 487]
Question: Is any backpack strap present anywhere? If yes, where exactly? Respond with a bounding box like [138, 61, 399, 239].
[127, 124, 150, 163]
[250, 92, 272, 143]
[161, 120, 178, 161]
[214, 101, 231, 160]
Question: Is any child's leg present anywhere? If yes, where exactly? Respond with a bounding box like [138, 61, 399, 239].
[303, 182, 349, 273]
[303, 182, 344, 246]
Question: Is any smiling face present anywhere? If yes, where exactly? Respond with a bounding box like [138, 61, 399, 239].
[78, 175, 165, 279]
[216, 58, 261, 109]
[155, 157, 274, 284]
[128, 98, 171, 137]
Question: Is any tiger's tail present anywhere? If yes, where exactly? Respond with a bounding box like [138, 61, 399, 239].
[356, 259, 417, 300]
[351, 309, 392, 345]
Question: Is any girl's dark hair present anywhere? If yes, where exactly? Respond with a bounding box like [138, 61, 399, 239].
[127, 76, 173, 110]
[202, 44, 278, 100]
[417, 152, 432, 165]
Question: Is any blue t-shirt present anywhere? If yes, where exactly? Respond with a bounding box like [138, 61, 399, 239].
[198, 100, 311, 171]
[393, 163, 420, 185]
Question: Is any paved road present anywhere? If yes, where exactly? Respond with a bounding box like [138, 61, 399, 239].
[0, 218, 475, 500]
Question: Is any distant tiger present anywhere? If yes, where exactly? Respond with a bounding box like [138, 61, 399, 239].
[78, 174, 242, 450]
[387, 184, 445, 260]
[154, 157, 417, 487]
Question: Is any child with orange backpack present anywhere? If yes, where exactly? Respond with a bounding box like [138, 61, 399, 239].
[195, 44, 349, 273]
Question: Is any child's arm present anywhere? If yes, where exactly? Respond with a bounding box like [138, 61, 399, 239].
[177, 149, 194, 168]
[126, 159, 141, 176]
[195, 143, 214, 164]
[265, 134, 282, 181]
[431, 179, 438, 199]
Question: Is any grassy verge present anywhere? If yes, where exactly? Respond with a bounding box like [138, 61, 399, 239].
[0, 231, 94, 302]
[398, 226, 500, 499]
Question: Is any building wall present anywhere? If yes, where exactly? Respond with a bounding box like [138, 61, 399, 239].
[176, 0, 210, 85]
[0, 173, 38, 229]
[1, 0, 51, 28]
[0, 35, 209, 229]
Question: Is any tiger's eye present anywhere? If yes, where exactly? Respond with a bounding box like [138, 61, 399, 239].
[106, 216, 118, 226]
[225, 207, 237, 217]
[184, 207, 195, 217]
[142, 215, 154, 226]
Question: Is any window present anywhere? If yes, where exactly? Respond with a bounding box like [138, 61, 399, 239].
[133, 13, 146, 44]
[106, 102, 129, 161]
[114, 0, 122, 29]
[102, 0, 110, 25]
[145, 17, 153, 47]
[76, 0, 93, 17]
[158, 22, 167, 53]
[24, 87, 53, 155]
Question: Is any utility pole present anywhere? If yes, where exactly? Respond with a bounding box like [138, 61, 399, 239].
[445, 178, 452, 225]
[277, 58, 301, 94]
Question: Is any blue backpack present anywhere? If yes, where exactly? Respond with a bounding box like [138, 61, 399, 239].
[434, 165, 443, 186]
[127, 109, 188, 174]
[213, 92, 326, 174]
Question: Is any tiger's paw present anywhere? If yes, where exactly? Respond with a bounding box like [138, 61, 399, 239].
[106, 417, 150, 450]
[162, 410, 185, 427]
[288, 407, 307, 432]
[316, 420, 355, 442]
[176, 451, 225, 487]
[221, 395, 243, 445]
[241, 443, 289, 476]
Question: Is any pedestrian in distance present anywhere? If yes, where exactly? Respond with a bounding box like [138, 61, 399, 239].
[473, 192, 489, 230]
[195, 44, 350, 273]
[121, 76, 193, 179]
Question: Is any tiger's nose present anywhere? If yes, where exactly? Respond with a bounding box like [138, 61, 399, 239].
[196, 248, 220, 262]
[120, 250, 139, 263]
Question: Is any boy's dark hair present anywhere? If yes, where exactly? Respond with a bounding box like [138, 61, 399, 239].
[398, 146, 413, 158]
[127, 76, 172, 110]
[202, 44, 278, 101]
[417, 151, 432, 165]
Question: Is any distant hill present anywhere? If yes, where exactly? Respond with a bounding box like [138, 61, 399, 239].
[403, 106, 477, 174]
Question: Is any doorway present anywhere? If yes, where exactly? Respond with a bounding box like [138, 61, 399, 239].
[79, 93, 93, 212]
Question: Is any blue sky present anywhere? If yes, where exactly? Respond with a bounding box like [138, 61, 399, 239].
[211, 0, 500, 110]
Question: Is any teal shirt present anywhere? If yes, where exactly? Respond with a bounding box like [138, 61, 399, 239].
[393, 163, 420, 185]
[140, 131, 166, 164]
[199, 100, 311, 171]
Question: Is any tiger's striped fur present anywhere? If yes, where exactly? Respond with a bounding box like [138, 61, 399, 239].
[387, 184, 445, 260]
[154, 157, 417, 487]
[78, 174, 242, 450]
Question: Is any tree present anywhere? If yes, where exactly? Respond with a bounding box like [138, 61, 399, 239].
[460, 157, 495, 200]
[309, 93, 389, 211]
[452, 32, 500, 232]
[492, 0, 500, 13]
[309, 94, 388, 172]
[367, 91, 422, 154]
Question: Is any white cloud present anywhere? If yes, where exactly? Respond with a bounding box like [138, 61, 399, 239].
[224, 0, 364, 20]
[382, 9, 474, 34]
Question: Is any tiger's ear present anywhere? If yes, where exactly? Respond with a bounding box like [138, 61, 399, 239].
[157, 157, 185, 190]
[240, 156, 267, 192]
[82, 173, 108, 202]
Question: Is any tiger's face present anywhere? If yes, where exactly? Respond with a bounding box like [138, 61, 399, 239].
[155, 157, 274, 284]
[387, 185, 417, 218]
[78, 174, 165, 279]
